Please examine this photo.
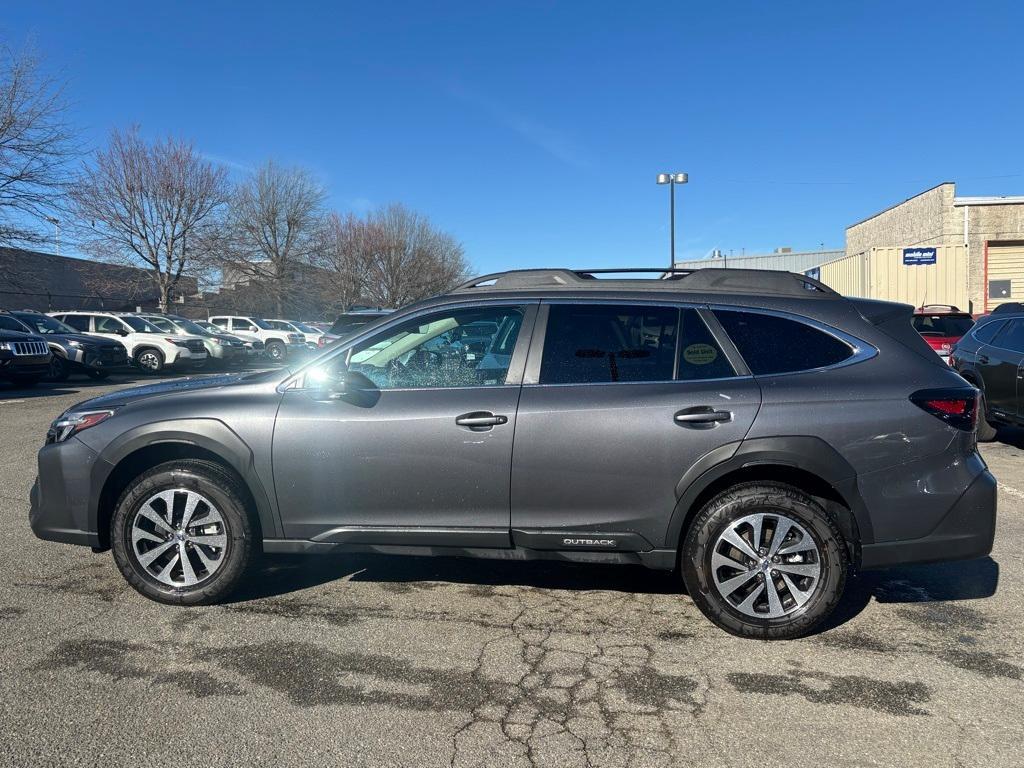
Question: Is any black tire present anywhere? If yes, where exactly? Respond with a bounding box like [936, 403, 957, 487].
[266, 340, 285, 362]
[976, 392, 998, 442]
[85, 369, 110, 380]
[134, 347, 164, 374]
[111, 459, 257, 605]
[681, 482, 849, 640]
[48, 354, 70, 382]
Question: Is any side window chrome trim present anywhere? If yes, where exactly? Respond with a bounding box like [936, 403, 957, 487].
[708, 304, 878, 376]
[524, 374, 756, 389]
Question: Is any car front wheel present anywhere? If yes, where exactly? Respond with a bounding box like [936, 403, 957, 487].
[266, 340, 285, 362]
[111, 459, 256, 605]
[134, 347, 164, 374]
[681, 482, 848, 640]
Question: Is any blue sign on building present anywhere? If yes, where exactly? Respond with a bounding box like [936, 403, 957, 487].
[903, 247, 937, 265]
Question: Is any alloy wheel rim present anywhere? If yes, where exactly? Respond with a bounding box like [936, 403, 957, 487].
[269, 345, 283, 360]
[138, 352, 160, 370]
[710, 512, 822, 619]
[130, 489, 228, 587]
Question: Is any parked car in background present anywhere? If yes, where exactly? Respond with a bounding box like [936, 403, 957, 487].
[207, 315, 306, 362]
[31, 267, 995, 640]
[328, 308, 394, 338]
[951, 302, 1024, 440]
[139, 314, 246, 369]
[0, 321, 51, 387]
[4, 310, 128, 381]
[48, 311, 206, 374]
[192, 320, 265, 361]
[911, 305, 975, 364]
[265, 319, 327, 350]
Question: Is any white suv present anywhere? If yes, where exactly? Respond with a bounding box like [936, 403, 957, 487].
[208, 315, 306, 362]
[49, 311, 208, 374]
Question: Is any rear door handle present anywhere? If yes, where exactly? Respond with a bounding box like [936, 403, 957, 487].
[674, 408, 733, 426]
[455, 411, 508, 428]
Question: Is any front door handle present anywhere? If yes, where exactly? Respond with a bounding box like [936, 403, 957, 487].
[455, 411, 508, 429]
[674, 408, 733, 427]
[978, 354, 990, 364]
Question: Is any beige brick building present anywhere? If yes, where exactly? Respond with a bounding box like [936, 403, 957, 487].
[845, 182, 1024, 312]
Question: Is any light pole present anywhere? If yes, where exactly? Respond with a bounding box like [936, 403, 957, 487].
[46, 216, 60, 256]
[656, 172, 688, 269]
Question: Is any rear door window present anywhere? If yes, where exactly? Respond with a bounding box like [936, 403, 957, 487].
[539, 304, 679, 384]
[972, 320, 1005, 344]
[715, 310, 854, 375]
[993, 319, 1024, 353]
[61, 314, 91, 332]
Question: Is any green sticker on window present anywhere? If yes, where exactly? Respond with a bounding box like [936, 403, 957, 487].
[683, 343, 718, 365]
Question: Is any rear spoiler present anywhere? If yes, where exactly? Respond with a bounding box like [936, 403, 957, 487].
[846, 297, 947, 366]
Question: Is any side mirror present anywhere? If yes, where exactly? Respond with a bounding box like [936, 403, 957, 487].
[334, 369, 377, 396]
[118, 329, 129, 337]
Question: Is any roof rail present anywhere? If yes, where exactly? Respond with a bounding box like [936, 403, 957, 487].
[991, 302, 1024, 315]
[452, 267, 839, 298]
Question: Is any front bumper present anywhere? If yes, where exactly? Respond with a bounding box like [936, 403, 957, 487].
[0, 353, 50, 377]
[860, 470, 998, 569]
[30, 437, 103, 548]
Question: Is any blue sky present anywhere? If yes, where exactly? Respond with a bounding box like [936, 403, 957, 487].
[5, 1, 1024, 273]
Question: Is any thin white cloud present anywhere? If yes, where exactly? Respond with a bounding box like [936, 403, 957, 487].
[446, 82, 593, 171]
[200, 152, 255, 174]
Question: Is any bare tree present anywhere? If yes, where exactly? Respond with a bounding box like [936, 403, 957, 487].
[353, 203, 470, 307]
[312, 211, 369, 314]
[0, 44, 77, 248]
[218, 160, 326, 317]
[71, 127, 228, 312]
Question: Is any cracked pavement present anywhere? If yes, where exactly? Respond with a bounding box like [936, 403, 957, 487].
[1, 377, 1022, 767]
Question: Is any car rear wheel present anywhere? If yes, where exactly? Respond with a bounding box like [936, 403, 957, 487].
[681, 482, 848, 640]
[134, 347, 164, 374]
[977, 393, 998, 442]
[111, 459, 256, 605]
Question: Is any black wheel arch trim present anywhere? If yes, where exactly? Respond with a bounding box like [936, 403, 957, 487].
[88, 418, 282, 541]
[665, 435, 874, 552]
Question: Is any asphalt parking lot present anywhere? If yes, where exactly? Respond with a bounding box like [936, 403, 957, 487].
[1, 374, 1022, 768]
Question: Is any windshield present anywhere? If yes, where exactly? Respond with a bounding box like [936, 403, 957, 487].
[195, 320, 219, 332]
[123, 316, 163, 333]
[13, 313, 75, 334]
[912, 315, 975, 337]
[174, 318, 213, 336]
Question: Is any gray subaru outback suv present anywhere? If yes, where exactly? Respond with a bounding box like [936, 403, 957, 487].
[29, 268, 997, 638]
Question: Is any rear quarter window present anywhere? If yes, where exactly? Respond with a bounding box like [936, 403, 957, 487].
[715, 310, 854, 375]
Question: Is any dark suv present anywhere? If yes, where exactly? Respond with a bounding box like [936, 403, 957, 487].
[0, 318, 51, 387]
[5, 310, 129, 381]
[951, 302, 1024, 440]
[30, 268, 997, 639]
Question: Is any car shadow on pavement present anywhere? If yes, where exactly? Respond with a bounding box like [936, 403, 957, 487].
[232, 551, 999, 634]
[229, 553, 682, 604]
[817, 556, 1000, 634]
[994, 426, 1024, 449]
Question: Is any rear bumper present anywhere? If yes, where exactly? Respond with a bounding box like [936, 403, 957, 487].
[860, 469, 997, 569]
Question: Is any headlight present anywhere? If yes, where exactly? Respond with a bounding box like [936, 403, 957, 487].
[0, 341, 11, 351]
[213, 337, 227, 345]
[67, 339, 83, 348]
[48, 410, 115, 443]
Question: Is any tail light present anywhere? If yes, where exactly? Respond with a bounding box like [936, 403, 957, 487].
[909, 388, 977, 431]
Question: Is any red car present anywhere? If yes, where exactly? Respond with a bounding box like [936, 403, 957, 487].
[911, 305, 975, 363]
